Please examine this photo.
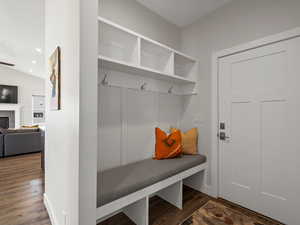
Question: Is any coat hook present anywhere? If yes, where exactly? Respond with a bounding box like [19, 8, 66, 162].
[140, 82, 147, 91]
[101, 74, 109, 86]
[168, 86, 173, 94]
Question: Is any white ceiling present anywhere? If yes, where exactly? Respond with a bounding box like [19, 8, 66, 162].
[136, 0, 233, 27]
[0, 0, 44, 78]
[0, 0, 231, 78]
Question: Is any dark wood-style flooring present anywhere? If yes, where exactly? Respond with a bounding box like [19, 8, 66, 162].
[0, 153, 283, 225]
[0, 153, 51, 225]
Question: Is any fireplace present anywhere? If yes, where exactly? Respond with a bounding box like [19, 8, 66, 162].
[0, 105, 21, 128]
[0, 117, 9, 129]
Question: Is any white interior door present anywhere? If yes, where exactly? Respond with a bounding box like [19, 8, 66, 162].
[219, 37, 300, 225]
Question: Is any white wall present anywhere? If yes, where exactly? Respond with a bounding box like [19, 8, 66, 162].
[45, 0, 80, 224]
[99, 0, 181, 50]
[0, 66, 44, 126]
[79, 0, 98, 224]
[180, 0, 300, 191]
[45, 0, 97, 225]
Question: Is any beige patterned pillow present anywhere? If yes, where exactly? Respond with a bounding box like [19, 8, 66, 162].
[170, 128, 198, 155]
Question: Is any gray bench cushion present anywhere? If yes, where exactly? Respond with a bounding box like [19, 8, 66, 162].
[97, 154, 206, 207]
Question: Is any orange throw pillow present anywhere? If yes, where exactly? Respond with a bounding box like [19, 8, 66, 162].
[171, 128, 198, 155]
[154, 127, 182, 160]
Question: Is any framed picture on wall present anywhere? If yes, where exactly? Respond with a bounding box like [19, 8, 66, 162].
[49, 47, 61, 110]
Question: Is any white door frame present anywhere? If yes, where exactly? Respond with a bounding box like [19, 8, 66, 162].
[210, 27, 300, 198]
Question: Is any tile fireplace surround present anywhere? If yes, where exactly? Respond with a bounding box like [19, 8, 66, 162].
[0, 104, 21, 128]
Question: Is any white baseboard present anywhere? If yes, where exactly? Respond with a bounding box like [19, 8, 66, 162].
[44, 193, 59, 225]
[200, 184, 216, 198]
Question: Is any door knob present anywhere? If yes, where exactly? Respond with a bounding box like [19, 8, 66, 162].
[219, 132, 230, 140]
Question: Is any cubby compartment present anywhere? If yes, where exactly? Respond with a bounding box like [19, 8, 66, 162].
[183, 170, 205, 193]
[99, 21, 139, 65]
[156, 181, 183, 209]
[174, 53, 196, 78]
[141, 39, 173, 74]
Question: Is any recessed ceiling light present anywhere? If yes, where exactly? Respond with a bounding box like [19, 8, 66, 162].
[35, 48, 42, 53]
[29, 69, 33, 73]
[32, 60, 37, 64]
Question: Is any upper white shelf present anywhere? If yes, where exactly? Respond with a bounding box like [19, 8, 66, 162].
[99, 55, 196, 84]
[98, 16, 198, 85]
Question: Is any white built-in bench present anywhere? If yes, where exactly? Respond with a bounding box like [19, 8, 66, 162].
[96, 155, 207, 224]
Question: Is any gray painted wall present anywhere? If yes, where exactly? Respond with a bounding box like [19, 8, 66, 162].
[99, 0, 181, 50]
[181, 0, 300, 185]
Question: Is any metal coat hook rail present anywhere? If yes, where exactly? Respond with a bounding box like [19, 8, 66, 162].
[99, 73, 185, 96]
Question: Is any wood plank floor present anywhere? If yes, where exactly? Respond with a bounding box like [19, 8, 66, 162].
[0, 153, 51, 225]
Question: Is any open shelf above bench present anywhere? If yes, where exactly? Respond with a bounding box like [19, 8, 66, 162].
[174, 53, 197, 78]
[98, 16, 198, 94]
[140, 39, 173, 74]
[99, 21, 139, 66]
[99, 55, 196, 85]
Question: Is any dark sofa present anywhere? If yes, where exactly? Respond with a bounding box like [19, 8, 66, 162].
[0, 134, 3, 157]
[0, 128, 43, 157]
